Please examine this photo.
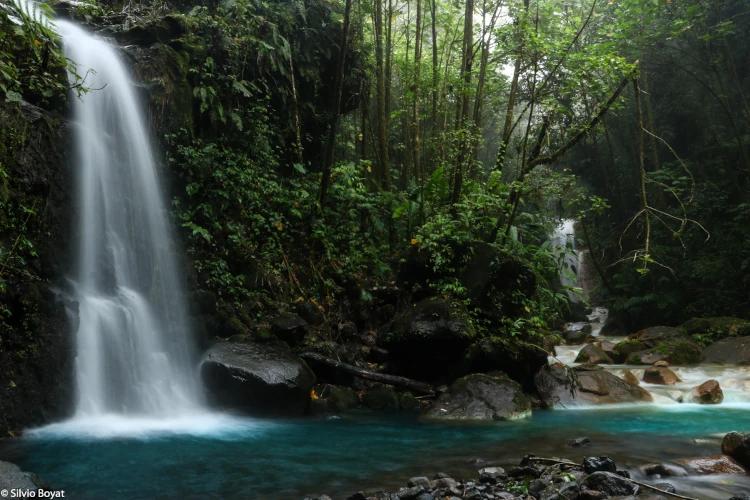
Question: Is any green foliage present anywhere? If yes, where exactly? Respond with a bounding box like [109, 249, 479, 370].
[0, 0, 68, 108]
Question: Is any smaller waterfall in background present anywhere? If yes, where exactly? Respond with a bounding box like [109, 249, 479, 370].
[549, 219, 582, 301]
[56, 20, 203, 419]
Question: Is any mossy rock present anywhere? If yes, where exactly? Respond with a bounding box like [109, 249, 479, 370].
[625, 339, 702, 365]
[680, 317, 750, 346]
[613, 340, 647, 363]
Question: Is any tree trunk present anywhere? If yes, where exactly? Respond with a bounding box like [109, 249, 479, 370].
[449, 0, 474, 206]
[318, 0, 353, 207]
[374, 0, 389, 188]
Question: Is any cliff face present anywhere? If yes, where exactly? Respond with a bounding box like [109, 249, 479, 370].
[0, 102, 76, 435]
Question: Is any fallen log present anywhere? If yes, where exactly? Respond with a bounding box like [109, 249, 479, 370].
[299, 351, 435, 395]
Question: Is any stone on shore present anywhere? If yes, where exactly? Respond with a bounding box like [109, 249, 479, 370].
[535, 363, 652, 407]
[0, 461, 40, 490]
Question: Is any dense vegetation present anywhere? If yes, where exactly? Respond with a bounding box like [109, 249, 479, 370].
[1, 0, 749, 389]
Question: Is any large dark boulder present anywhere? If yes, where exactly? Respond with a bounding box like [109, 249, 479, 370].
[462, 338, 549, 392]
[722, 432, 750, 469]
[630, 325, 685, 344]
[702, 337, 750, 365]
[380, 298, 474, 381]
[580, 471, 638, 496]
[201, 339, 315, 416]
[535, 364, 652, 407]
[425, 373, 531, 421]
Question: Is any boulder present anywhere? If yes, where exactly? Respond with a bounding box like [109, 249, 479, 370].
[563, 322, 592, 344]
[622, 369, 640, 386]
[201, 339, 315, 416]
[580, 471, 638, 496]
[722, 432, 750, 469]
[640, 463, 688, 477]
[575, 344, 613, 365]
[0, 461, 40, 490]
[535, 363, 652, 407]
[583, 456, 616, 473]
[462, 338, 549, 392]
[318, 384, 359, 413]
[425, 373, 531, 421]
[270, 312, 308, 345]
[678, 455, 746, 474]
[681, 317, 750, 340]
[623, 339, 702, 366]
[702, 336, 750, 365]
[691, 379, 723, 404]
[631, 326, 685, 344]
[478, 466, 507, 483]
[362, 385, 400, 411]
[642, 366, 680, 385]
[380, 298, 473, 380]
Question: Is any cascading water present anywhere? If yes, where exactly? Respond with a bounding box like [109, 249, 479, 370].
[56, 20, 203, 418]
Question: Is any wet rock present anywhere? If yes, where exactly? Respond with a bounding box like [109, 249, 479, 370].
[568, 436, 591, 447]
[407, 477, 431, 489]
[653, 482, 676, 493]
[702, 336, 750, 365]
[319, 384, 359, 413]
[462, 338, 549, 392]
[478, 466, 507, 483]
[362, 385, 400, 411]
[425, 373, 531, 421]
[722, 432, 750, 469]
[563, 322, 592, 344]
[596, 340, 618, 360]
[641, 463, 688, 477]
[612, 339, 648, 363]
[201, 340, 315, 416]
[631, 326, 686, 344]
[575, 344, 613, 364]
[691, 379, 723, 404]
[578, 489, 607, 500]
[583, 456, 617, 474]
[681, 317, 750, 339]
[678, 455, 746, 474]
[642, 366, 680, 385]
[535, 363, 652, 407]
[270, 312, 308, 345]
[294, 301, 324, 325]
[622, 369, 640, 386]
[0, 461, 40, 490]
[580, 471, 639, 496]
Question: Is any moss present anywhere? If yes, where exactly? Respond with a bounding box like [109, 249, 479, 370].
[681, 317, 750, 347]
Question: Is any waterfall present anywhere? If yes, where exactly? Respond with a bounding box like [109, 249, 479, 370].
[56, 20, 203, 417]
[549, 219, 581, 299]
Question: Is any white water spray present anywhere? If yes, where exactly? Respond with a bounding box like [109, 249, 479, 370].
[56, 20, 203, 418]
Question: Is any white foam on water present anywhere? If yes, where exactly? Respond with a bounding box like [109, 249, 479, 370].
[26, 413, 271, 440]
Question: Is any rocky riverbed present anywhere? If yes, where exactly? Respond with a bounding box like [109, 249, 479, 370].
[307, 431, 750, 500]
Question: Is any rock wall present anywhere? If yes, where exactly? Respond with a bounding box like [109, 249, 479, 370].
[0, 102, 76, 435]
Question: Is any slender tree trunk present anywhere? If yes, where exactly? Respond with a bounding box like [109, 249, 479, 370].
[412, 0, 423, 183]
[288, 52, 304, 165]
[495, 0, 529, 174]
[374, 0, 389, 188]
[430, 0, 438, 133]
[319, 0, 353, 207]
[450, 0, 474, 206]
